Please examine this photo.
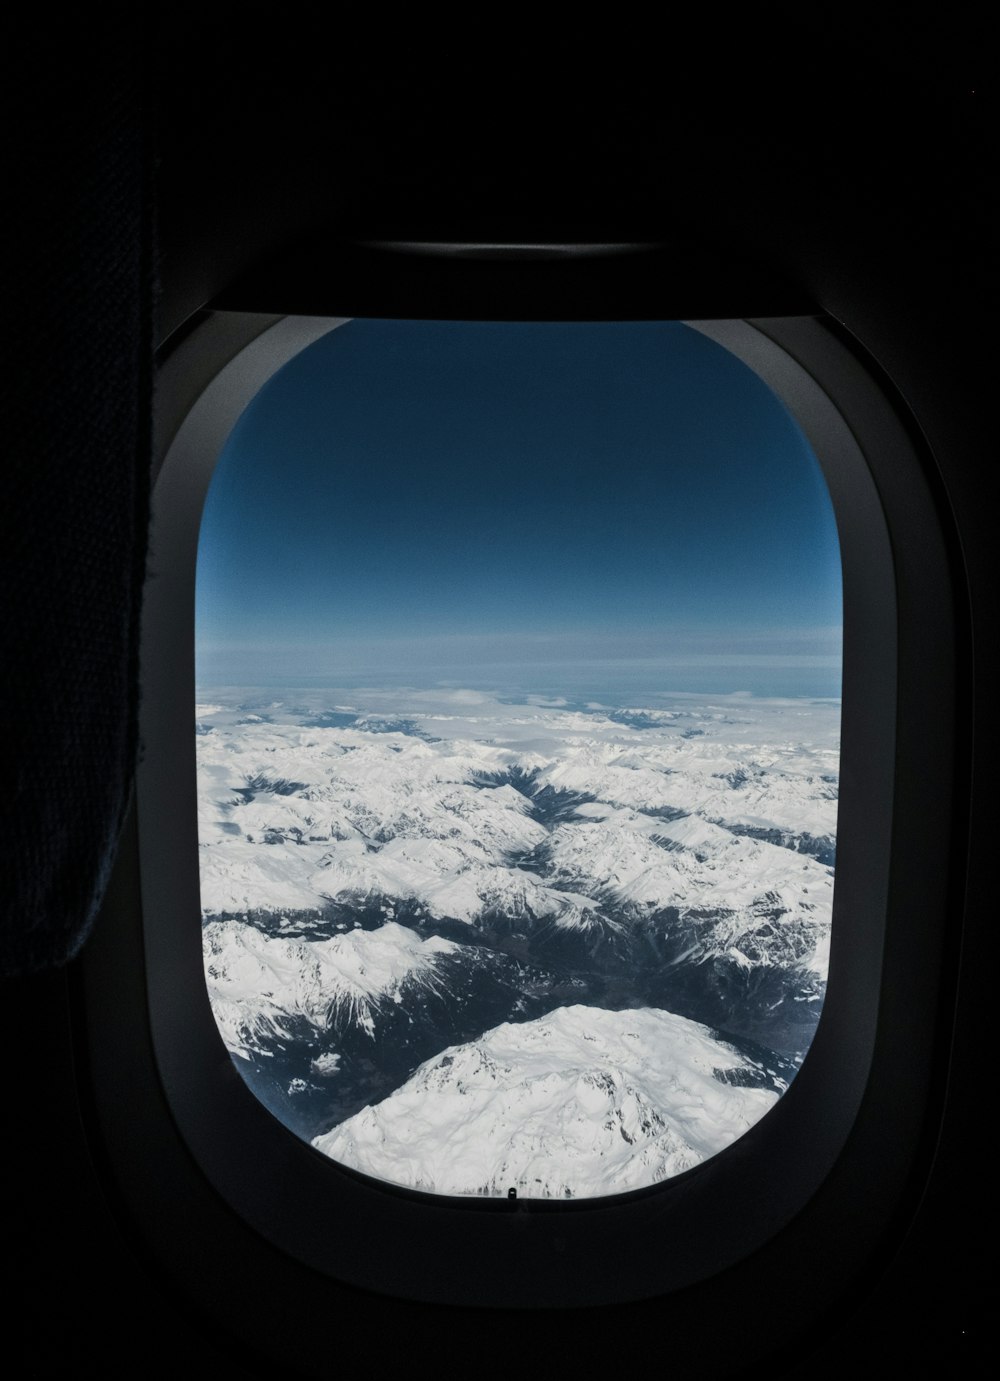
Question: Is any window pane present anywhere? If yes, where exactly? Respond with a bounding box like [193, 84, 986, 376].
[196, 320, 841, 1198]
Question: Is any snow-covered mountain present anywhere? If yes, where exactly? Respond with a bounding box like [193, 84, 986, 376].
[204, 918, 458, 1054]
[196, 689, 837, 1177]
[313, 1004, 781, 1199]
[203, 914, 560, 1139]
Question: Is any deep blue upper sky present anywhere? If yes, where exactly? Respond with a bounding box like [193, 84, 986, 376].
[196, 320, 842, 698]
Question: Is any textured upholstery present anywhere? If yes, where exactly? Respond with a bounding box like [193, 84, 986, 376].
[1, 13, 154, 973]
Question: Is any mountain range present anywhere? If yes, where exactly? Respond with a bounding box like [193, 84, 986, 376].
[197, 690, 838, 1195]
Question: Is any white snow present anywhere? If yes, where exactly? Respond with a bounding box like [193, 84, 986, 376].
[194, 691, 837, 978]
[314, 1004, 778, 1198]
[203, 918, 457, 1054]
[546, 808, 832, 929]
[196, 688, 838, 1194]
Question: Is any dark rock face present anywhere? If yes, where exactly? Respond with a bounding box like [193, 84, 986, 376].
[721, 824, 836, 867]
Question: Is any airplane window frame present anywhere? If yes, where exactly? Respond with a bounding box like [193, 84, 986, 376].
[77, 297, 959, 1316]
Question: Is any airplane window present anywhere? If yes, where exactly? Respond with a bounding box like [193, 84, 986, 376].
[194, 319, 842, 1199]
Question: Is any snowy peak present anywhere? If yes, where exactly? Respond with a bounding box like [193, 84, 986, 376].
[204, 918, 457, 1054]
[314, 1004, 779, 1198]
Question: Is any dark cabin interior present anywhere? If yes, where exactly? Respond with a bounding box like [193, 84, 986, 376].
[1, 10, 991, 1375]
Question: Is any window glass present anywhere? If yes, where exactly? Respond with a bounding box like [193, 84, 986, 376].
[195, 320, 841, 1199]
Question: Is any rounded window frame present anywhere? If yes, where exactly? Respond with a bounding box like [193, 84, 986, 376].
[115, 303, 956, 1310]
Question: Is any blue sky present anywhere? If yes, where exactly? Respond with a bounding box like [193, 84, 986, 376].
[196, 320, 842, 699]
